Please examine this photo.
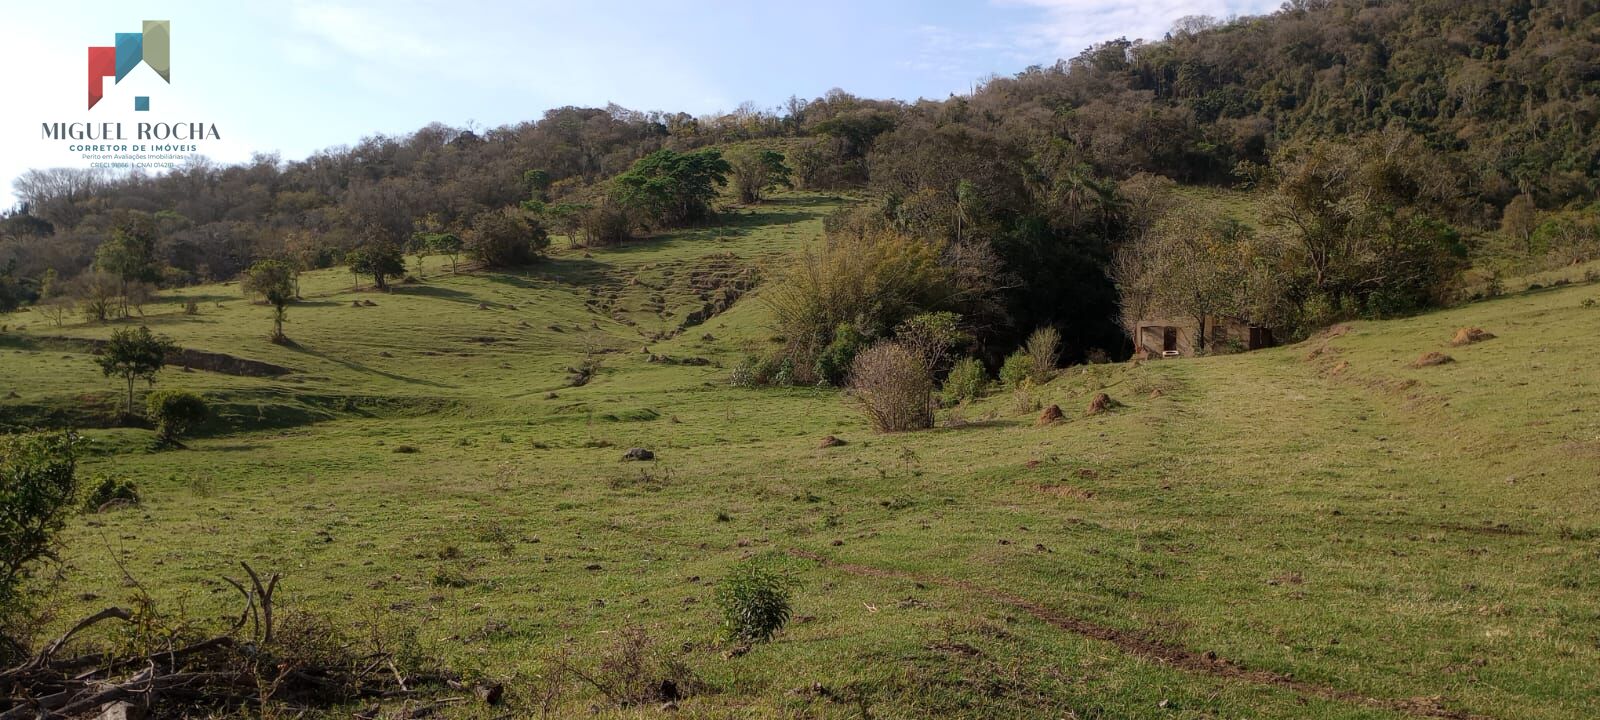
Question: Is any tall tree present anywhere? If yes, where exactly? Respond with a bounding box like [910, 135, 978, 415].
[94, 211, 160, 317]
[613, 149, 731, 228]
[343, 244, 406, 291]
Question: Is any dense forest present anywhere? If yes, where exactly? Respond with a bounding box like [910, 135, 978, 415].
[3, 0, 1598, 362]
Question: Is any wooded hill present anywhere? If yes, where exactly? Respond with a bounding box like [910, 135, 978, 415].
[3, 0, 1597, 360]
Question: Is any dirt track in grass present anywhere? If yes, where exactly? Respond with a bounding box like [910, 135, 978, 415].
[789, 548, 1494, 720]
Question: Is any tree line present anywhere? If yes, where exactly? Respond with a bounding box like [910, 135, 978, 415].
[3, 0, 1596, 358]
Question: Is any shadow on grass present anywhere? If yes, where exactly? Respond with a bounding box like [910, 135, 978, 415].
[502, 257, 615, 287]
[278, 338, 455, 389]
[934, 418, 1025, 432]
[387, 284, 485, 305]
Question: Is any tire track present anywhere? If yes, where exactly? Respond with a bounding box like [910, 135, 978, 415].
[788, 549, 1492, 720]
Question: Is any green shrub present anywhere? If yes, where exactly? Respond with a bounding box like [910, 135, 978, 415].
[772, 357, 797, 387]
[729, 356, 760, 388]
[895, 311, 968, 372]
[999, 350, 1032, 390]
[1024, 326, 1060, 382]
[145, 389, 208, 443]
[83, 474, 139, 511]
[1, 432, 82, 628]
[767, 229, 960, 366]
[941, 357, 989, 405]
[730, 353, 785, 388]
[812, 323, 865, 386]
[714, 554, 797, 643]
[468, 207, 549, 267]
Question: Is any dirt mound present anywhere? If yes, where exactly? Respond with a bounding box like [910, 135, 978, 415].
[1085, 393, 1117, 416]
[1449, 327, 1495, 346]
[1412, 351, 1455, 368]
[1036, 405, 1063, 426]
[818, 435, 846, 448]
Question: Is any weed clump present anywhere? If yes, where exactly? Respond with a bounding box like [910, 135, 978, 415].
[1024, 326, 1061, 381]
[83, 474, 139, 511]
[941, 357, 989, 405]
[999, 351, 1032, 390]
[714, 554, 797, 644]
[848, 342, 934, 432]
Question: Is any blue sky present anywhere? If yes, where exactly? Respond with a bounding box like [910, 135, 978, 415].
[1, 0, 1282, 203]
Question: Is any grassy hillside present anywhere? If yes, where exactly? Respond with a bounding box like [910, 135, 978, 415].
[2, 193, 1599, 718]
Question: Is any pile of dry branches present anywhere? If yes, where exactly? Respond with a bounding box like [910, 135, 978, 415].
[0, 563, 450, 719]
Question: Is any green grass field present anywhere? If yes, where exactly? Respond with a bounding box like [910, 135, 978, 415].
[3, 192, 1599, 718]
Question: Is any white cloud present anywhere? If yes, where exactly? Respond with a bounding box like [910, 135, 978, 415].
[287, 0, 447, 63]
[999, 0, 1282, 59]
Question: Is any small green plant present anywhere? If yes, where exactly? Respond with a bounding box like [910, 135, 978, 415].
[83, 474, 139, 511]
[185, 474, 217, 498]
[941, 357, 989, 405]
[999, 350, 1032, 390]
[772, 357, 797, 386]
[714, 554, 797, 643]
[729, 356, 760, 388]
[145, 389, 208, 444]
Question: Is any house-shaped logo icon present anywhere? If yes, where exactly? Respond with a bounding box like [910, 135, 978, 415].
[88, 20, 170, 111]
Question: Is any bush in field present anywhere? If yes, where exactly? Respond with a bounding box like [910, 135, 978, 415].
[999, 350, 1032, 390]
[768, 229, 959, 372]
[895, 311, 968, 374]
[730, 353, 785, 388]
[727, 147, 792, 204]
[812, 323, 865, 386]
[714, 554, 797, 644]
[468, 208, 549, 267]
[146, 389, 208, 444]
[1, 432, 82, 655]
[1025, 326, 1061, 381]
[941, 357, 990, 405]
[848, 342, 934, 432]
[83, 473, 139, 511]
[729, 356, 760, 388]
